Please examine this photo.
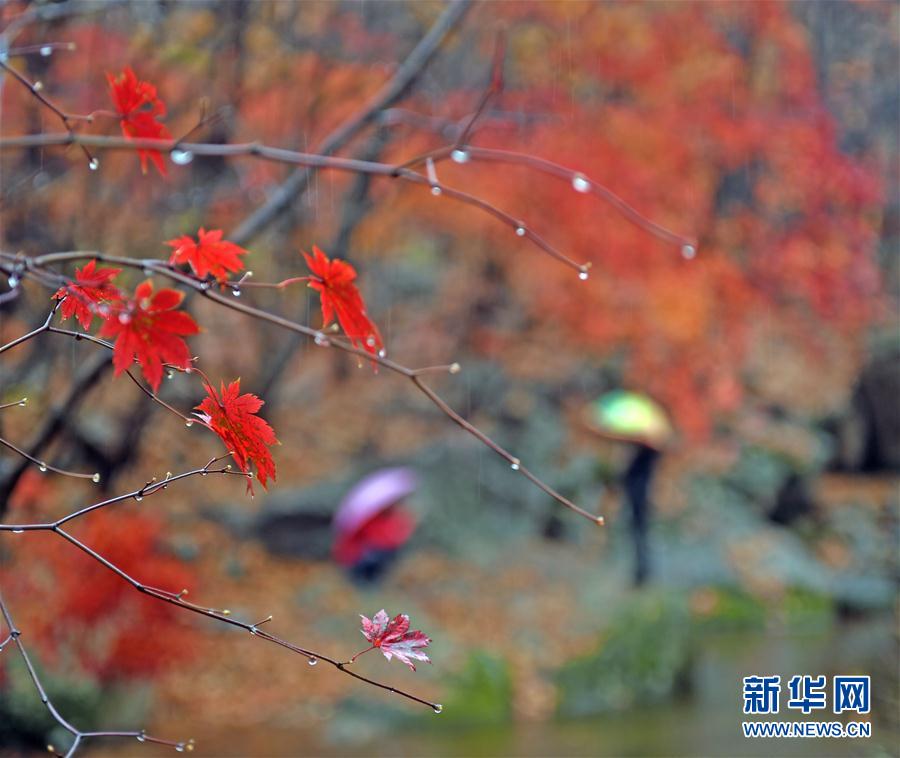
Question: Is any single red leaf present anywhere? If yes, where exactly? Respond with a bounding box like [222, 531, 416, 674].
[106, 67, 171, 176]
[303, 246, 383, 356]
[359, 609, 431, 671]
[194, 379, 278, 493]
[98, 280, 198, 391]
[52, 259, 122, 331]
[167, 228, 248, 283]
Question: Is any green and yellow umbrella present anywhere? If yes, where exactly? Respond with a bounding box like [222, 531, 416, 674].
[585, 390, 673, 449]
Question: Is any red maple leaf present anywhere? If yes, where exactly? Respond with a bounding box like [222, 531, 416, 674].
[166, 228, 249, 283]
[355, 610, 431, 671]
[194, 379, 277, 493]
[304, 246, 383, 356]
[53, 259, 122, 331]
[107, 67, 171, 176]
[98, 280, 199, 391]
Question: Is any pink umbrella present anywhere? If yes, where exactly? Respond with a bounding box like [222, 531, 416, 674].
[333, 467, 418, 535]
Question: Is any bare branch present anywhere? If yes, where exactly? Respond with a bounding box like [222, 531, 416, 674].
[0, 592, 187, 757]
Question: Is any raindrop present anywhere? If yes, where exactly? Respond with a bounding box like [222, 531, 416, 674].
[184, 420, 194, 428]
[166, 371, 175, 380]
[170, 149, 194, 166]
[39, 46, 53, 57]
[136, 733, 146, 743]
[433, 704, 443, 714]
[510, 459, 520, 471]
[449, 362, 461, 374]
[175, 743, 185, 753]
[314, 332, 330, 347]
[377, 348, 387, 358]
[88, 158, 100, 171]
[571, 173, 591, 193]
[578, 271, 589, 281]
[92, 473, 101, 483]
[134, 494, 143, 502]
[307, 657, 318, 666]
[7, 275, 19, 288]
[515, 226, 526, 237]
[451, 149, 470, 164]
[681, 243, 696, 259]
[118, 313, 131, 324]
[38, 463, 48, 473]
[366, 336, 376, 347]
[32, 81, 43, 92]
[18, 399, 27, 406]
[12, 529, 24, 534]
[232, 288, 241, 298]
[430, 186, 441, 196]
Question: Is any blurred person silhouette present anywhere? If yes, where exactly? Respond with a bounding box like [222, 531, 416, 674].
[585, 391, 673, 586]
[332, 467, 418, 584]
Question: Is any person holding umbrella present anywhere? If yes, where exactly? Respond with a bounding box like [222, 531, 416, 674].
[332, 467, 418, 583]
[585, 391, 674, 586]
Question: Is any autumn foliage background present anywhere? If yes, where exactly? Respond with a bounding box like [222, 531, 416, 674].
[0, 1, 897, 756]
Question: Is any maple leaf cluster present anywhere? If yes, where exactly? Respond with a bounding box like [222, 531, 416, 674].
[51, 216, 383, 494]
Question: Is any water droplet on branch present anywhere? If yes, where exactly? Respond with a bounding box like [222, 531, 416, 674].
[451, 149, 470, 164]
[88, 158, 100, 171]
[681, 243, 696, 259]
[39, 46, 53, 57]
[571, 174, 591, 193]
[433, 704, 443, 714]
[307, 657, 318, 666]
[515, 226, 526, 237]
[170, 149, 194, 166]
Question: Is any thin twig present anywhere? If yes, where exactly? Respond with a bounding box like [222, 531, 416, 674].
[0, 592, 187, 757]
[0, 133, 592, 273]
